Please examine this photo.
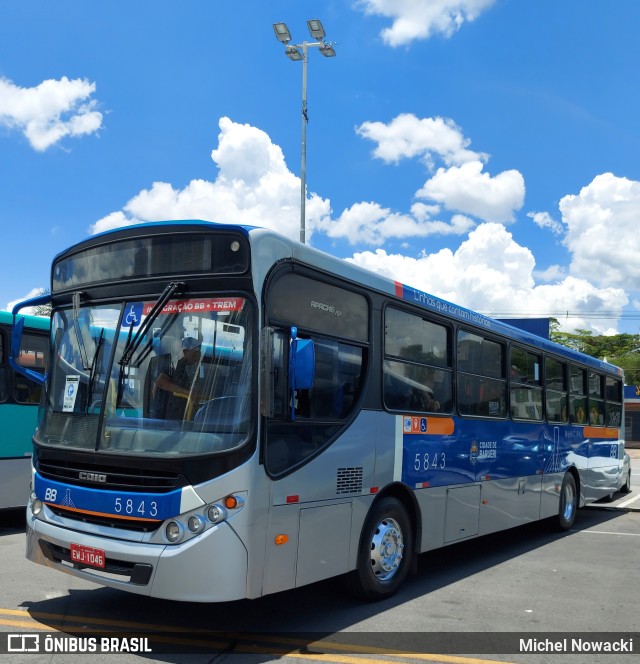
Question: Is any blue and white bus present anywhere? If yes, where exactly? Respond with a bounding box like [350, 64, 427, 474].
[14, 221, 627, 601]
[0, 310, 49, 510]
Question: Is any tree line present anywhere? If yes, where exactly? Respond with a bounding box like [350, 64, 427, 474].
[550, 318, 640, 384]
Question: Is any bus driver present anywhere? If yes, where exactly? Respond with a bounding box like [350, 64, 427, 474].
[153, 336, 203, 420]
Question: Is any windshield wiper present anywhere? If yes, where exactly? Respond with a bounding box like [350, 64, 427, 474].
[118, 281, 185, 367]
[86, 328, 105, 410]
[131, 313, 178, 369]
[72, 291, 91, 371]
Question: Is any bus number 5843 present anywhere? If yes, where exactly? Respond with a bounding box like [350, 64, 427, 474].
[414, 452, 446, 472]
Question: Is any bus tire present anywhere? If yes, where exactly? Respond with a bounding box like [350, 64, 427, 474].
[557, 472, 578, 531]
[350, 497, 413, 601]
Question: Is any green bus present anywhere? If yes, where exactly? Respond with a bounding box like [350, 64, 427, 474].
[0, 310, 49, 509]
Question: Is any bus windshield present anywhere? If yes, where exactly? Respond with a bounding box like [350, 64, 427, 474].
[37, 295, 252, 457]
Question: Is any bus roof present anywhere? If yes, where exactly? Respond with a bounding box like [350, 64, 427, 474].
[0, 310, 49, 331]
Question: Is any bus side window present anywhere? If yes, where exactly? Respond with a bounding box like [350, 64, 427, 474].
[605, 376, 622, 428]
[295, 336, 364, 420]
[383, 307, 452, 413]
[456, 330, 506, 418]
[13, 332, 48, 404]
[569, 366, 587, 424]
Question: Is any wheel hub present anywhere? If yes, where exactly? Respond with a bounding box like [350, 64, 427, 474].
[370, 517, 404, 580]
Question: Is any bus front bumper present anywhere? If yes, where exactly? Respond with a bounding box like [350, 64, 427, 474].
[26, 511, 249, 602]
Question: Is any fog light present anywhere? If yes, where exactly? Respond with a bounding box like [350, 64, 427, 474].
[165, 521, 183, 543]
[32, 499, 43, 516]
[188, 515, 205, 533]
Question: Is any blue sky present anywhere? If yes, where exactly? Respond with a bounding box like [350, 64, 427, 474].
[2, 1, 640, 334]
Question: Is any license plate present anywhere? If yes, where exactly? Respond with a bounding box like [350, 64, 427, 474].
[70, 543, 106, 569]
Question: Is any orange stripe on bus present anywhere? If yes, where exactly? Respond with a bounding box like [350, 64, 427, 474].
[426, 417, 455, 435]
[45, 503, 162, 522]
[583, 426, 620, 439]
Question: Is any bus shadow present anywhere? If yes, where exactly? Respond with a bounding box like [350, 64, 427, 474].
[20, 508, 631, 661]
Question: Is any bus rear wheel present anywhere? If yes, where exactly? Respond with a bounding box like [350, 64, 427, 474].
[557, 472, 578, 531]
[350, 497, 413, 601]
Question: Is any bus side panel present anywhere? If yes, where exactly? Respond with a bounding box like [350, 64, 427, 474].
[296, 502, 352, 588]
[262, 503, 300, 596]
[586, 437, 623, 501]
[0, 456, 32, 509]
[1, 403, 38, 457]
[263, 410, 383, 594]
[478, 476, 542, 536]
[540, 472, 564, 518]
[0, 403, 37, 508]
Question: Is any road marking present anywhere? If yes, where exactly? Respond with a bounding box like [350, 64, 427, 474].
[282, 656, 515, 664]
[571, 529, 640, 536]
[617, 493, 640, 508]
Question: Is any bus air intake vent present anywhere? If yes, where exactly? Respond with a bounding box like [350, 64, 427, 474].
[336, 467, 363, 494]
[36, 459, 184, 493]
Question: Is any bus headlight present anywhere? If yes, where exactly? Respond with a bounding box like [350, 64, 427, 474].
[165, 520, 183, 543]
[152, 493, 246, 545]
[31, 498, 43, 516]
[187, 515, 205, 534]
[207, 504, 228, 524]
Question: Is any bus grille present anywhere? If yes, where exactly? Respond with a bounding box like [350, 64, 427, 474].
[47, 505, 162, 533]
[36, 458, 184, 493]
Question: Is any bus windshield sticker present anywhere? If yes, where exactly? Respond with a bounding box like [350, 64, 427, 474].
[63, 375, 80, 412]
[141, 297, 245, 316]
[123, 303, 143, 328]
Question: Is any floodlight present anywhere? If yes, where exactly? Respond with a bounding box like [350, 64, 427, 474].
[319, 43, 336, 58]
[273, 22, 292, 44]
[271, 18, 335, 245]
[285, 46, 303, 61]
[307, 19, 326, 41]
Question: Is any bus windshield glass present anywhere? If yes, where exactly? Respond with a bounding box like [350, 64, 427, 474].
[37, 295, 252, 457]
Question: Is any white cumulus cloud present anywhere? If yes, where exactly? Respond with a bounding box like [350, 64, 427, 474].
[90, 117, 332, 238]
[356, 0, 497, 46]
[318, 200, 475, 245]
[356, 114, 486, 168]
[528, 210, 564, 235]
[0, 76, 103, 151]
[560, 173, 640, 287]
[356, 113, 525, 225]
[417, 160, 525, 223]
[348, 222, 627, 334]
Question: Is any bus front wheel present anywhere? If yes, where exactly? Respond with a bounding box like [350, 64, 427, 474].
[557, 472, 578, 531]
[350, 497, 413, 601]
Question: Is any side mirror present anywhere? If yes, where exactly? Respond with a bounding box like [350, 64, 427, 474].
[9, 294, 51, 385]
[289, 327, 315, 420]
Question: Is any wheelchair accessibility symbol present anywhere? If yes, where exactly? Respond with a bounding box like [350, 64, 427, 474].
[125, 303, 143, 327]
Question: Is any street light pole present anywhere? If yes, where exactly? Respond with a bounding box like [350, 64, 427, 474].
[273, 20, 336, 244]
[299, 41, 308, 244]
